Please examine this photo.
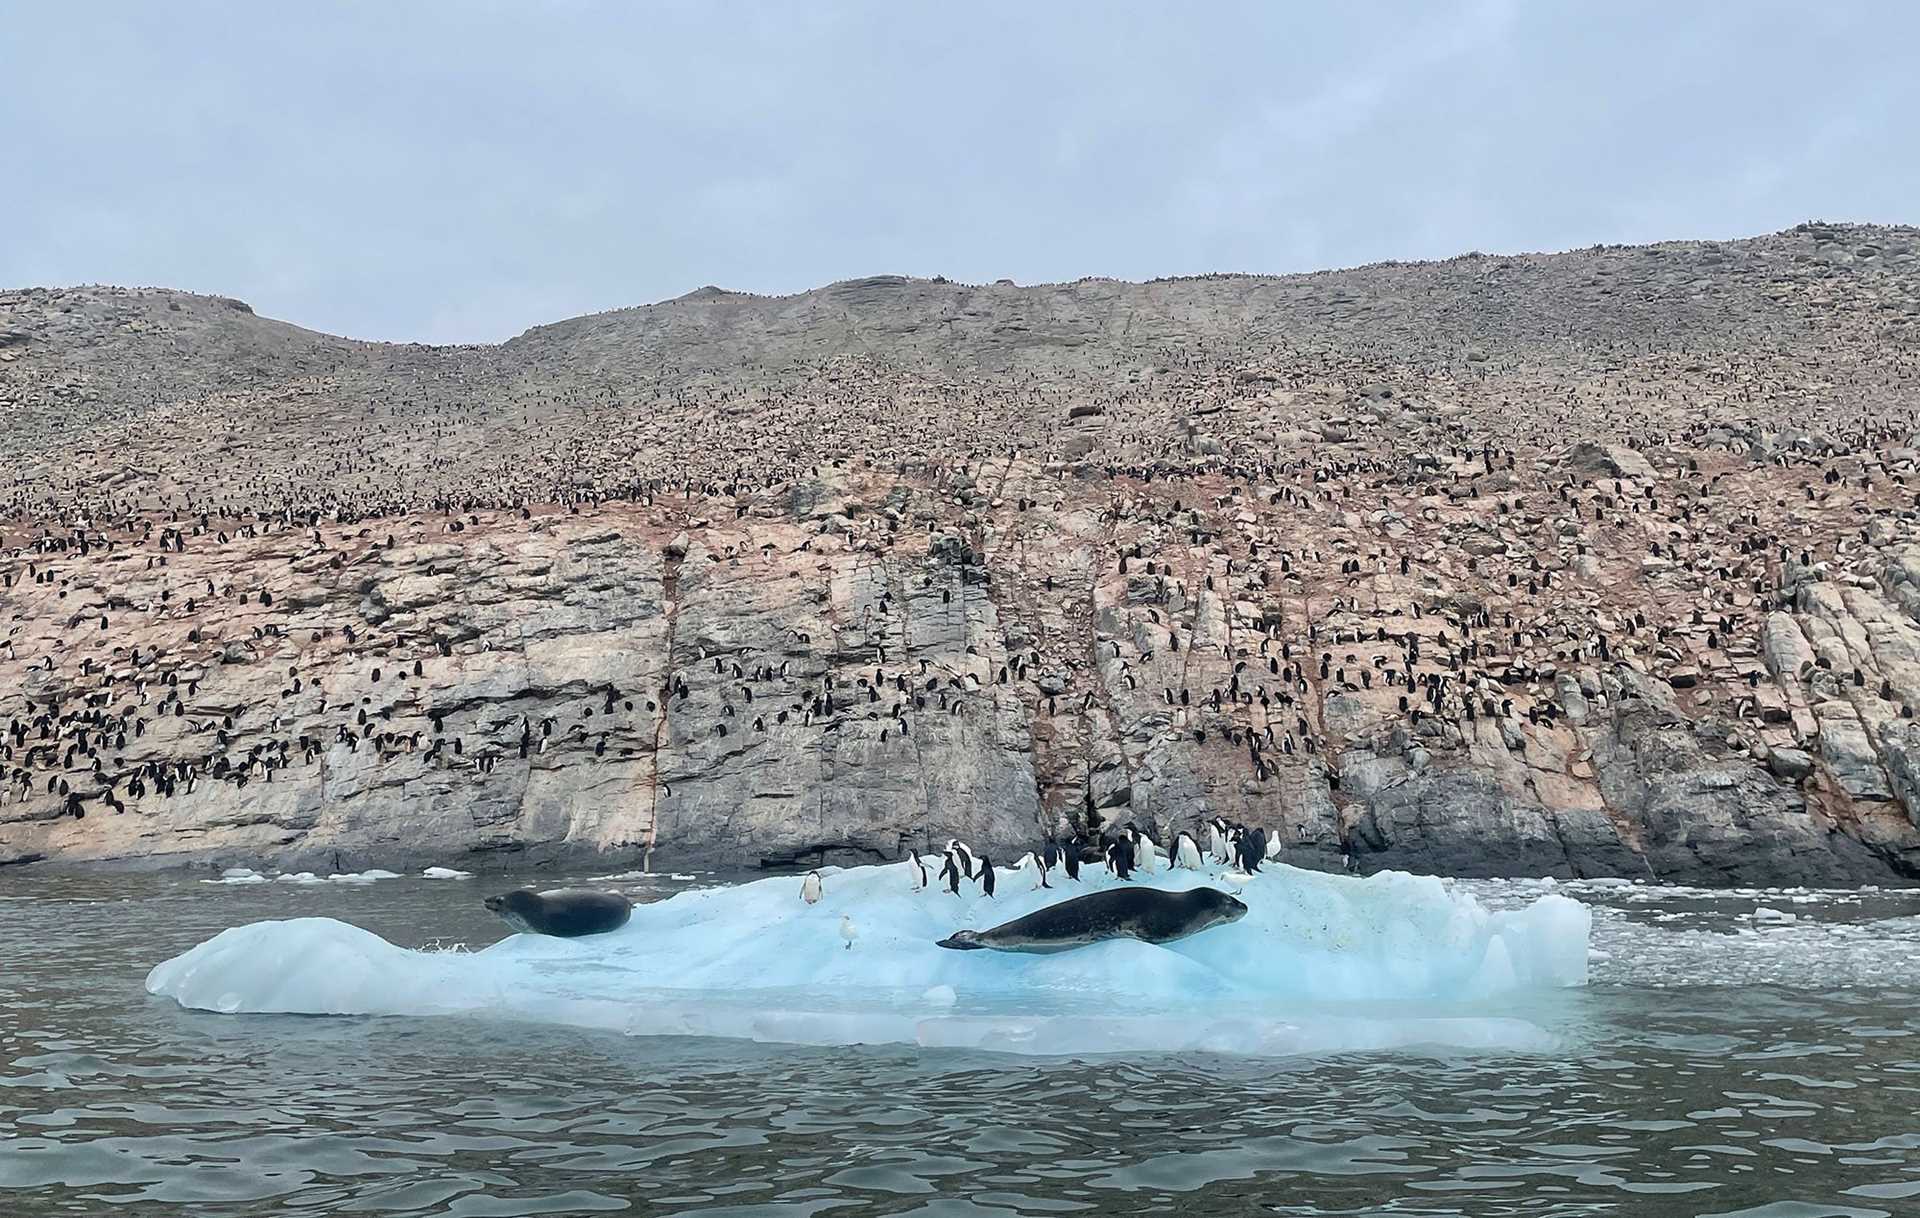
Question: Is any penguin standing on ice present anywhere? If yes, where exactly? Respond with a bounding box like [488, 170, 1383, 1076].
[1172, 831, 1203, 869]
[978, 855, 996, 898]
[1106, 834, 1136, 880]
[941, 850, 963, 894]
[801, 870, 823, 904]
[1208, 818, 1233, 865]
[1064, 836, 1083, 882]
[947, 838, 979, 879]
[1236, 826, 1267, 874]
[1128, 824, 1158, 873]
[907, 850, 928, 891]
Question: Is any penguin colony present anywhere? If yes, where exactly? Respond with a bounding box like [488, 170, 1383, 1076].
[812, 821, 1286, 911]
[6, 223, 1920, 883]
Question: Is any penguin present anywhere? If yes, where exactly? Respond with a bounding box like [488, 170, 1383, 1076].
[801, 870, 822, 905]
[1206, 819, 1230, 864]
[1106, 834, 1135, 880]
[1236, 826, 1266, 874]
[839, 914, 857, 950]
[1264, 828, 1283, 860]
[907, 849, 928, 891]
[1172, 831, 1203, 870]
[946, 838, 979, 879]
[979, 855, 996, 898]
[1128, 824, 1159, 873]
[1063, 836, 1083, 882]
[942, 850, 963, 894]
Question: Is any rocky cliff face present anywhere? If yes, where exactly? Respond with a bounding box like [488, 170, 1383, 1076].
[5, 223, 1920, 882]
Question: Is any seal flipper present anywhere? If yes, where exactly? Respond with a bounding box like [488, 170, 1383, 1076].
[936, 931, 985, 950]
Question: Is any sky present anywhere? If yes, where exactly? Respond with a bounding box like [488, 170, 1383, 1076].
[5, 1, 1916, 345]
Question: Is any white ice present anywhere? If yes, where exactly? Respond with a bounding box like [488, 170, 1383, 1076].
[148, 860, 1590, 1058]
[200, 867, 403, 886]
[421, 867, 473, 880]
[201, 867, 270, 885]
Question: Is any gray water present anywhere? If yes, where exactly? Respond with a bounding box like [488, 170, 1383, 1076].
[4, 870, 1920, 1217]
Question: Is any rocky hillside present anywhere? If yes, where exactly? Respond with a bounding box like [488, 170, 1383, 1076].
[5, 222, 1920, 883]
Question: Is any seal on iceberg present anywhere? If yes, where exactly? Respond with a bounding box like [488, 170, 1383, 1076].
[936, 886, 1246, 953]
[483, 888, 632, 938]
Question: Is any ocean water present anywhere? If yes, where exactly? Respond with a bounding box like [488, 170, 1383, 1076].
[3, 868, 1919, 1217]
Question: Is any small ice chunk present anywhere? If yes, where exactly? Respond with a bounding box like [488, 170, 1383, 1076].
[202, 868, 268, 885]
[326, 870, 401, 884]
[422, 867, 473, 880]
[1754, 906, 1798, 924]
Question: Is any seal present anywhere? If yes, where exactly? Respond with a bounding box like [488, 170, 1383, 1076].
[483, 887, 632, 938]
[936, 886, 1247, 953]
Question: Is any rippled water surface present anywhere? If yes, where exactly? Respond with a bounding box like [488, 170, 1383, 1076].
[4, 869, 1920, 1217]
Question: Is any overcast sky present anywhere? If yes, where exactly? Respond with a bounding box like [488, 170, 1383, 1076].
[6, 1, 1916, 344]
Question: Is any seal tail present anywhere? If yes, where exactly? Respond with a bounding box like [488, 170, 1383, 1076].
[936, 932, 984, 950]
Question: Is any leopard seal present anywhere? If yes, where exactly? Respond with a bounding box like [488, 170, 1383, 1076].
[483, 888, 632, 938]
[936, 886, 1246, 953]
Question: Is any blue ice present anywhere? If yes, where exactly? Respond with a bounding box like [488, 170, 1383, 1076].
[146, 859, 1590, 1058]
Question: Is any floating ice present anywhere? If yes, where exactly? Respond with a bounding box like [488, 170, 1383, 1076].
[330, 869, 402, 884]
[201, 868, 269, 885]
[422, 867, 473, 880]
[147, 861, 1590, 1058]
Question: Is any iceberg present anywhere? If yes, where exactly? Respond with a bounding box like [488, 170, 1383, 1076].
[146, 861, 1590, 1058]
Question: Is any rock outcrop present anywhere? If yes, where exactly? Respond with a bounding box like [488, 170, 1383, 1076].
[6, 223, 1920, 882]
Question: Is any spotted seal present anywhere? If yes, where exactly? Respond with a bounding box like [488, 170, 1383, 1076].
[483, 888, 632, 938]
[936, 886, 1246, 953]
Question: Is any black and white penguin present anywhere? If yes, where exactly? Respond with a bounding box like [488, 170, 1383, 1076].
[907, 849, 928, 891]
[1172, 831, 1203, 870]
[801, 870, 823, 904]
[979, 855, 996, 898]
[941, 851, 963, 894]
[1236, 826, 1266, 873]
[1128, 824, 1159, 873]
[1207, 818, 1231, 864]
[1064, 836, 1084, 882]
[946, 838, 979, 879]
[1106, 834, 1136, 880]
